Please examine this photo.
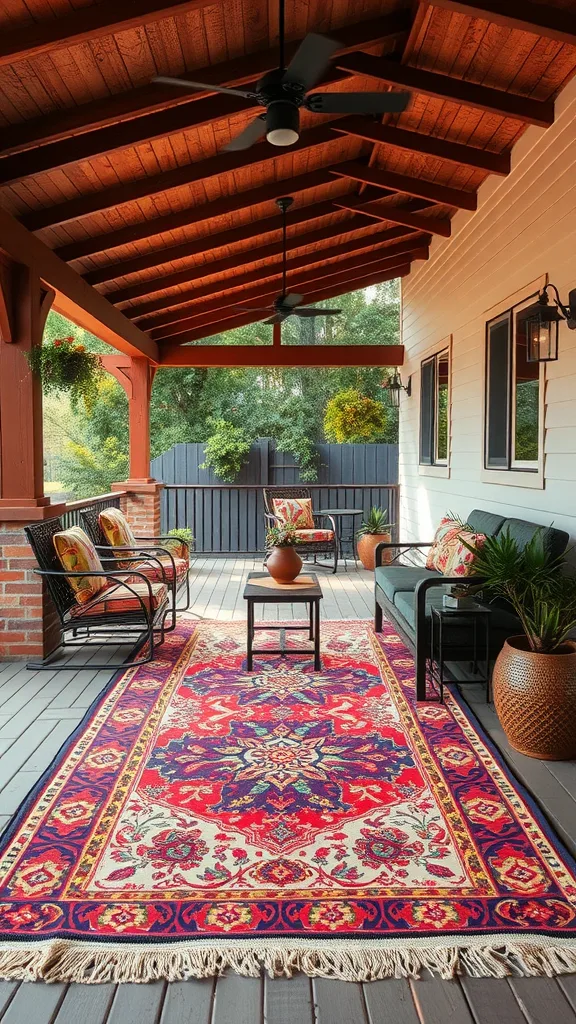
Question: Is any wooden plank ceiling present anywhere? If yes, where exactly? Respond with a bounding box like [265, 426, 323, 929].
[1, 0, 575, 358]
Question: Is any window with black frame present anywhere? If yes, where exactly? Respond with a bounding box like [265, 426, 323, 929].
[485, 300, 542, 472]
[419, 348, 450, 467]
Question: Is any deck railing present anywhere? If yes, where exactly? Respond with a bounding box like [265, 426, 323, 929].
[61, 491, 124, 530]
[161, 483, 400, 554]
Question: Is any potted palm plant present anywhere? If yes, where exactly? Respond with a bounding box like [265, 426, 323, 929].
[356, 507, 393, 570]
[465, 530, 576, 760]
[266, 522, 302, 584]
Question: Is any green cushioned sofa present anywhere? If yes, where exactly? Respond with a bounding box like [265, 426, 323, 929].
[374, 509, 569, 701]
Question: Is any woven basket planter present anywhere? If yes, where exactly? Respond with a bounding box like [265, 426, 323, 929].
[492, 636, 576, 760]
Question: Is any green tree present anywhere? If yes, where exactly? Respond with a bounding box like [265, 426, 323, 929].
[324, 388, 387, 443]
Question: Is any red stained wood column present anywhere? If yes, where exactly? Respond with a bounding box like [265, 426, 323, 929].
[0, 260, 65, 659]
[102, 354, 164, 535]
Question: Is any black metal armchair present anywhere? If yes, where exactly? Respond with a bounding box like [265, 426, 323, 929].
[263, 486, 338, 573]
[24, 518, 171, 670]
[80, 508, 191, 629]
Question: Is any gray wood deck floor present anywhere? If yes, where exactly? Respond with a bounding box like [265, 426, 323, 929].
[0, 557, 574, 1024]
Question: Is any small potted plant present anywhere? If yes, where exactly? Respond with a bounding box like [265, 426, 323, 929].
[465, 529, 576, 760]
[266, 522, 302, 584]
[442, 583, 477, 609]
[356, 506, 393, 570]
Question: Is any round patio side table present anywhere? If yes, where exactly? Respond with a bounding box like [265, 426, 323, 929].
[317, 508, 364, 564]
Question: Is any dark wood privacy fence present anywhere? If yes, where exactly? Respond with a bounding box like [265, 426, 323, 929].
[151, 441, 399, 554]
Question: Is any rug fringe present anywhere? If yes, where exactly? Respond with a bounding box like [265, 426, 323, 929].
[0, 941, 575, 983]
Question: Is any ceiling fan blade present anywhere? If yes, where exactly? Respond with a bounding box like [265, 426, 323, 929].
[294, 307, 342, 317]
[153, 76, 259, 100]
[223, 115, 267, 152]
[282, 292, 303, 308]
[282, 33, 339, 91]
[231, 304, 274, 312]
[263, 312, 289, 324]
[306, 91, 411, 115]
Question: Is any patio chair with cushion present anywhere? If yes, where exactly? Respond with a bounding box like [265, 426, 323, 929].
[80, 506, 190, 629]
[24, 519, 171, 670]
[263, 487, 338, 573]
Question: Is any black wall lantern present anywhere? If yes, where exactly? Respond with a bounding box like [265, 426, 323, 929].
[523, 284, 576, 363]
[383, 369, 411, 408]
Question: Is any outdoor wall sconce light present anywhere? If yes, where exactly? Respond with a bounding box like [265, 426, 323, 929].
[523, 284, 576, 363]
[383, 369, 411, 408]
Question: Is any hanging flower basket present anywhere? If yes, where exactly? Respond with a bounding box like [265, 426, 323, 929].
[27, 336, 103, 409]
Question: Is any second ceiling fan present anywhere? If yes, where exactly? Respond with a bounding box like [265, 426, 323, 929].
[154, 0, 411, 152]
[233, 196, 342, 324]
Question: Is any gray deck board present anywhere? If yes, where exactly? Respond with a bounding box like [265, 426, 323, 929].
[0, 559, 573, 1024]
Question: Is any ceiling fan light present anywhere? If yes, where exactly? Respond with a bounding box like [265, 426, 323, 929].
[267, 127, 299, 146]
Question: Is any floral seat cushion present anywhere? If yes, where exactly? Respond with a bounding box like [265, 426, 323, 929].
[136, 556, 189, 583]
[71, 580, 168, 618]
[53, 526, 107, 606]
[272, 497, 314, 529]
[294, 529, 334, 543]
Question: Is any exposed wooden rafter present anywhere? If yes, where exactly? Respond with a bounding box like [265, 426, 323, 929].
[331, 117, 511, 175]
[0, 11, 410, 158]
[335, 52, 554, 127]
[22, 123, 341, 232]
[329, 162, 478, 211]
[130, 228, 425, 323]
[107, 216, 412, 305]
[426, 0, 576, 46]
[334, 196, 451, 237]
[0, 0, 217, 70]
[151, 247, 428, 340]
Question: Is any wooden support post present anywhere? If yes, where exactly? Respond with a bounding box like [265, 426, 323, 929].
[101, 354, 164, 535]
[0, 260, 65, 659]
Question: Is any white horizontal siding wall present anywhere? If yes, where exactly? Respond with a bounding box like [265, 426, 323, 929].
[399, 71, 576, 544]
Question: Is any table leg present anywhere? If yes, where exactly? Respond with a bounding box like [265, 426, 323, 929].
[314, 600, 321, 671]
[247, 601, 253, 671]
[309, 601, 314, 640]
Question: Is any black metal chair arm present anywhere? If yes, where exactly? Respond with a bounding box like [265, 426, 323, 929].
[374, 540, 435, 569]
[415, 574, 487, 616]
[94, 546, 172, 585]
[313, 513, 337, 534]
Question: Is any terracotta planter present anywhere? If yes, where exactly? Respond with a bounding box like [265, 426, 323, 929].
[492, 635, 576, 760]
[357, 532, 391, 571]
[267, 545, 303, 584]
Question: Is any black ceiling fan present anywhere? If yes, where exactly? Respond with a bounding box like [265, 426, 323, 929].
[233, 196, 342, 324]
[153, 0, 411, 152]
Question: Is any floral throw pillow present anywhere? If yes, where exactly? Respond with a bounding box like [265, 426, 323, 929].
[444, 530, 486, 577]
[426, 517, 463, 573]
[53, 526, 107, 605]
[272, 497, 314, 529]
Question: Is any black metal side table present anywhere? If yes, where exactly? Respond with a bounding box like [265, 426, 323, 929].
[318, 508, 363, 562]
[243, 571, 323, 671]
[429, 601, 491, 703]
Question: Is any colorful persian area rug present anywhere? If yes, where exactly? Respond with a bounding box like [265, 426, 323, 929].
[0, 617, 575, 983]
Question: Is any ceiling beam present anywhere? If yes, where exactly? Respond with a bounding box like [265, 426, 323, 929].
[23, 123, 341, 232]
[131, 228, 424, 323]
[335, 51, 554, 127]
[329, 161, 477, 210]
[152, 247, 428, 339]
[0, 0, 216, 70]
[107, 213, 402, 305]
[55, 167, 336, 264]
[333, 196, 452, 237]
[0, 11, 410, 158]
[426, 0, 576, 46]
[0, 207, 157, 361]
[82, 196, 357, 286]
[331, 117, 510, 175]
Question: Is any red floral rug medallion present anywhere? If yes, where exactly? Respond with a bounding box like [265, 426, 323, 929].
[0, 618, 574, 982]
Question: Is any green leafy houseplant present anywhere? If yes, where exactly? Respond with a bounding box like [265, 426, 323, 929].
[266, 522, 298, 548]
[27, 336, 103, 410]
[200, 419, 252, 482]
[167, 528, 194, 550]
[465, 529, 576, 654]
[356, 506, 391, 537]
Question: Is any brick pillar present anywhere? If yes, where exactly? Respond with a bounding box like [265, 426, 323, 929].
[112, 481, 164, 537]
[0, 262, 65, 660]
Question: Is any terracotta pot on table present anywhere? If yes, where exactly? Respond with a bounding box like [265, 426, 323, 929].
[492, 635, 576, 760]
[267, 545, 303, 584]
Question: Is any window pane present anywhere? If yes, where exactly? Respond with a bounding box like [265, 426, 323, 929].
[420, 358, 435, 464]
[435, 352, 449, 462]
[486, 316, 510, 468]
[513, 313, 539, 464]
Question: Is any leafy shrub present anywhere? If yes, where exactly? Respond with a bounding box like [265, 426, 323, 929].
[323, 388, 386, 443]
[167, 528, 194, 550]
[276, 428, 319, 482]
[200, 419, 252, 481]
[60, 437, 128, 498]
[266, 522, 298, 548]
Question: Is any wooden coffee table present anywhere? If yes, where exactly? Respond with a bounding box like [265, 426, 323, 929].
[243, 571, 323, 671]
